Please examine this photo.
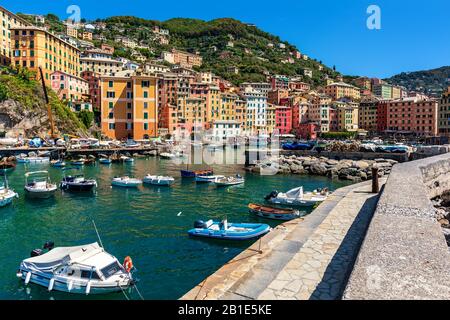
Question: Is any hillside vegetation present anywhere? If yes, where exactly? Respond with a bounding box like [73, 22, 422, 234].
[0, 67, 87, 137]
[385, 66, 450, 97]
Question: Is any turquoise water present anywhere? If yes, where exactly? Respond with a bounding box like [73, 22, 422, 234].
[0, 154, 350, 300]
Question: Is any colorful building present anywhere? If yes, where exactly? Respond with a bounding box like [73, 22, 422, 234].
[162, 48, 202, 69]
[438, 87, 450, 137]
[297, 123, 319, 140]
[378, 98, 439, 136]
[270, 75, 289, 91]
[0, 5, 30, 65]
[100, 73, 158, 140]
[275, 106, 292, 135]
[50, 71, 89, 102]
[175, 96, 207, 138]
[372, 84, 393, 100]
[292, 102, 310, 130]
[243, 87, 268, 135]
[325, 82, 361, 101]
[239, 82, 271, 95]
[359, 96, 380, 133]
[268, 89, 289, 105]
[11, 26, 81, 85]
[157, 73, 179, 134]
[81, 70, 101, 112]
[334, 100, 359, 132]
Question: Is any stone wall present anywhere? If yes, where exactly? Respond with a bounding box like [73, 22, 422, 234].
[343, 153, 450, 300]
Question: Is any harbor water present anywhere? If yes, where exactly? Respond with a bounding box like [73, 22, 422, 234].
[0, 155, 351, 300]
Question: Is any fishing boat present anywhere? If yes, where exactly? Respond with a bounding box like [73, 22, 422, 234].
[195, 175, 225, 183]
[50, 160, 66, 168]
[214, 174, 245, 187]
[248, 203, 302, 221]
[0, 174, 18, 207]
[111, 176, 142, 188]
[24, 171, 57, 199]
[99, 157, 112, 164]
[60, 168, 97, 192]
[71, 158, 85, 166]
[120, 156, 134, 163]
[188, 219, 271, 240]
[17, 242, 135, 295]
[16, 153, 29, 163]
[265, 186, 329, 207]
[160, 152, 175, 159]
[143, 174, 175, 186]
[180, 167, 213, 178]
[26, 155, 50, 163]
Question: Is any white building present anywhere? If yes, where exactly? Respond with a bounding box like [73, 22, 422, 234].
[212, 120, 241, 141]
[239, 82, 271, 95]
[243, 87, 268, 135]
[304, 69, 313, 78]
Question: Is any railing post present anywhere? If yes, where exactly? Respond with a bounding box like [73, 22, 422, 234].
[372, 166, 379, 193]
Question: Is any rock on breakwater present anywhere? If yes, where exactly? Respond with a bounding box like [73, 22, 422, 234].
[248, 155, 398, 182]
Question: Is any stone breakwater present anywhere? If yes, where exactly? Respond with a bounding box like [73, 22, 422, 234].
[248, 155, 398, 182]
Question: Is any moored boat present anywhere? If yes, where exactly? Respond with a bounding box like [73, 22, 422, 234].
[265, 186, 329, 207]
[111, 176, 142, 188]
[17, 242, 135, 295]
[143, 174, 175, 186]
[0, 176, 18, 207]
[160, 152, 175, 159]
[99, 157, 112, 164]
[180, 169, 213, 178]
[60, 168, 97, 192]
[50, 160, 66, 168]
[214, 174, 245, 187]
[248, 203, 302, 221]
[188, 219, 271, 240]
[24, 171, 57, 199]
[195, 175, 225, 183]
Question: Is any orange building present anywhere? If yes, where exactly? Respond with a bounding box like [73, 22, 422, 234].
[0, 5, 31, 65]
[100, 73, 158, 140]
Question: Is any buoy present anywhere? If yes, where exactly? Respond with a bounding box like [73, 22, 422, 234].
[16, 270, 22, 278]
[25, 272, 31, 284]
[86, 281, 91, 295]
[68, 281, 73, 292]
[48, 278, 55, 291]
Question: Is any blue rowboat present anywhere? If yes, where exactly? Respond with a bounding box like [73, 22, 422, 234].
[188, 220, 271, 240]
[99, 158, 112, 165]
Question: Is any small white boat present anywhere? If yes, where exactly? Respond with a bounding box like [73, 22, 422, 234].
[120, 156, 134, 163]
[160, 153, 175, 159]
[51, 160, 66, 168]
[265, 187, 329, 207]
[143, 174, 175, 186]
[27, 157, 50, 163]
[16, 154, 29, 163]
[17, 242, 135, 295]
[71, 158, 85, 166]
[0, 181, 18, 207]
[214, 175, 245, 187]
[99, 158, 112, 164]
[111, 176, 142, 188]
[195, 175, 225, 183]
[24, 171, 57, 199]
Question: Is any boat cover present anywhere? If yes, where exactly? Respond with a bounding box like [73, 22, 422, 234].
[22, 242, 102, 272]
[284, 187, 304, 199]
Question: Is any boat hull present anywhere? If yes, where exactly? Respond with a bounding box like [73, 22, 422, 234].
[214, 180, 244, 187]
[248, 204, 301, 221]
[0, 192, 17, 207]
[60, 182, 96, 192]
[18, 270, 131, 295]
[143, 178, 174, 186]
[181, 170, 213, 178]
[188, 222, 271, 241]
[267, 198, 324, 207]
[25, 188, 57, 199]
[111, 181, 142, 188]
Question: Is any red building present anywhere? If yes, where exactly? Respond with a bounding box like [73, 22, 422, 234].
[275, 106, 292, 135]
[297, 123, 319, 140]
[288, 81, 310, 92]
[292, 103, 309, 130]
[80, 71, 101, 111]
[268, 89, 289, 105]
[158, 74, 180, 134]
[377, 98, 438, 136]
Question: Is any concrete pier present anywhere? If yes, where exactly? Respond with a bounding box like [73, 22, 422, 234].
[181, 178, 387, 300]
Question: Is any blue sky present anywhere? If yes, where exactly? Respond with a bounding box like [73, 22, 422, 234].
[2, 0, 448, 78]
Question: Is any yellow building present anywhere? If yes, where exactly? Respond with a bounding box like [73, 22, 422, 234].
[359, 96, 379, 132]
[100, 72, 158, 140]
[66, 24, 78, 38]
[235, 99, 247, 133]
[0, 5, 30, 65]
[266, 104, 276, 135]
[325, 82, 361, 101]
[11, 26, 81, 85]
[212, 92, 239, 122]
[335, 101, 359, 132]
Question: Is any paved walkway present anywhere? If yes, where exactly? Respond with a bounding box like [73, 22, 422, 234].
[181, 178, 386, 300]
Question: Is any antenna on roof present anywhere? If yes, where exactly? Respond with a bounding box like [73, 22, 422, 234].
[92, 220, 104, 248]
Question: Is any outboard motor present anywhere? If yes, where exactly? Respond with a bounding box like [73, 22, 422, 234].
[43, 241, 55, 251]
[194, 220, 206, 229]
[264, 190, 278, 201]
[30, 248, 43, 257]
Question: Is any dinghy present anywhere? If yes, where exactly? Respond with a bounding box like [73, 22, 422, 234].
[160, 152, 175, 159]
[143, 175, 175, 186]
[214, 175, 245, 187]
[16, 153, 29, 163]
[24, 171, 57, 199]
[71, 158, 85, 166]
[248, 203, 302, 221]
[111, 176, 142, 188]
[180, 168, 213, 178]
[188, 219, 271, 240]
[50, 160, 66, 168]
[195, 175, 225, 183]
[0, 175, 18, 207]
[99, 157, 112, 164]
[17, 242, 135, 295]
[60, 168, 97, 192]
[265, 186, 329, 207]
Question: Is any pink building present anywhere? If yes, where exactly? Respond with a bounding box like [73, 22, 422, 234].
[275, 106, 292, 135]
[51, 71, 89, 102]
[297, 123, 318, 140]
[292, 103, 309, 129]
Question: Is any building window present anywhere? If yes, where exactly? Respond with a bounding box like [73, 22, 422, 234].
[144, 123, 148, 130]
[108, 80, 113, 88]
[109, 102, 113, 108]
[144, 112, 148, 119]
[109, 123, 115, 130]
[108, 113, 113, 119]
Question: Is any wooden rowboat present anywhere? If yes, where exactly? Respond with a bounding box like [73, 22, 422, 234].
[248, 203, 302, 221]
